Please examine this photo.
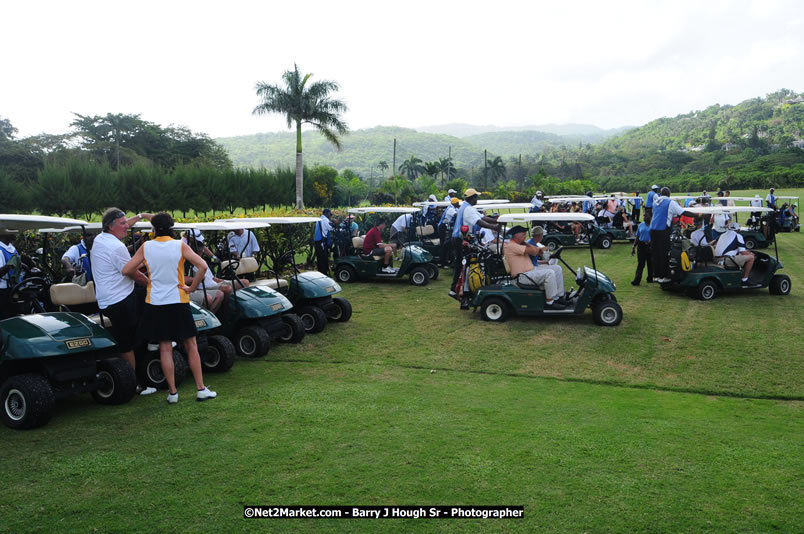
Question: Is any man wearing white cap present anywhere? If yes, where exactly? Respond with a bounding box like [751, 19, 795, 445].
[712, 222, 756, 284]
[645, 184, 659, 217]
[422, 194, 438, 224]
[529, 191, 544, 213]
[444, 189, 458, 202]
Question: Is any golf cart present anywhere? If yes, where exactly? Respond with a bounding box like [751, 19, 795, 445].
[0, 215, 137, 430]
[663, 206, 791, 300]
[175, 221, 304, 358]
[776, 196, 800, 232]
[534, 197, 630, 250]
[221, 216, 352, 334]
[333, 207, 434, 286]
[469, 213, 623, 326]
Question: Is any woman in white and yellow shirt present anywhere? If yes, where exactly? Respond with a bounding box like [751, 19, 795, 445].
[123, 213, 217, 404]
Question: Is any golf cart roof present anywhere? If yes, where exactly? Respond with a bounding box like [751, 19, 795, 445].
[220, 216, 321, 225]
[544, 196, 601, 203]
[412, 201, 453, 207]
[476, 203, 532, 211]
[477, 199, 510, 204]
[685, 206, 773, 215]
[349, 207, 419, 214]
[497, 213, 596, 223]
[776, 196, 799, 200]
[0, 214, 89, 232]
[169, 220, 270, 231]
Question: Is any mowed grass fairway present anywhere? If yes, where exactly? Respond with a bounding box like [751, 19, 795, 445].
[2, 213, 803, 532]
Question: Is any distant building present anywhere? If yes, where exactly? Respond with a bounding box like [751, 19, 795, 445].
[785, 96, 804, 105]
[683, 144, 706, 152]
[721, 143, 740, 151]
[792, 139, 804, 149]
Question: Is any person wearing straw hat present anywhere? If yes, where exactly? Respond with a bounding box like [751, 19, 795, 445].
[122, 212, 217, 404]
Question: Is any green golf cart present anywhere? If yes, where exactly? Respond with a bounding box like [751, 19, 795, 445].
[470, 213, 623, 326]
[0, 215, 138, 430]
[663, 206, 791, 300]
[222, 216, 353, 334]
[333, 207, 434, 286]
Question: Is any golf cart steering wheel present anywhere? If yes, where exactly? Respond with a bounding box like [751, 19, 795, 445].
[9, 277, 47, 312]
[219, 259, 240, 280]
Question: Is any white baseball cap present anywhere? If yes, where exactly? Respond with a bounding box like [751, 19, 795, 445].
[728, 222, 740, 230]
[447, 189, 457, 194]
[187, 229, 204, 242]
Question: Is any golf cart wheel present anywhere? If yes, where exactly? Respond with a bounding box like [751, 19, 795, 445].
[142, 349, 188, 389]
[597, 236, 612, 249]
[481, 297, 510, 322]
[328, 297, 353, 323]
[298, 306, 327, 334]
[235, 326, 271, 358]
[1, 374, 55, 430]
[203, 335, 236, 372]
[696, 280, 719, 301]
[744, 238, 756, 249]
[769, 274, 791, 296]
[426, 263, 440, 280]
[92, 357, 137, 405]
[593, 300, 623, 327]
[409, 266, 430, 286]
[335, 265, 357, 283]
[279, 313, 306, 343]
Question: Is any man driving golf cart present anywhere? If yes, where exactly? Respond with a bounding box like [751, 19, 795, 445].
[363, 218, 397, 273]
[711, 222, 756, 285]
[503, 225, 567, 309]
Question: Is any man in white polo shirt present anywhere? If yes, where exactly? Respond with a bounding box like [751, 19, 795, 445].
[712, 222, 756, 284]
[91, 207, 155, 394]
[227, 228, 260, 260]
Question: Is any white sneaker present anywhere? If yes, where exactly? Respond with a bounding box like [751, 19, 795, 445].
[139, 386, 157, 396]
[382, 266, 395, 273]
[167, 391, 178, 404]
[197, 387, 217, 401]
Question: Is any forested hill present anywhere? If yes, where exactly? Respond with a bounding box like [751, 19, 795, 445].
[218, 127, 489, 180]
[605, 89, 804, 152]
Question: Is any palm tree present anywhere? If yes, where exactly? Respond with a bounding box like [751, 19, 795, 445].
[378, 160, 389, 179]
[253, 64, 348, 208]
[438, 157, 456, 186]
[423, 161, 440, 181]
[398, 154, 425, 180]
[485, 156, 506, 189]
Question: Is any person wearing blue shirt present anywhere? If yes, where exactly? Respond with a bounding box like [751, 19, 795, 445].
[765, 188, 777, 210]
[61, 235, 95, 283]
[630, 212, 653, 285]
[649, 187, 695, 283]
[314, 208, 334, 274]
[449, 188, 501, 299]
[645, 184, 659, 217]
[630, 192, 643, 222]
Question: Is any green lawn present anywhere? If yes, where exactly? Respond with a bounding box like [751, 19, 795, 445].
[1, 196, 802, 533]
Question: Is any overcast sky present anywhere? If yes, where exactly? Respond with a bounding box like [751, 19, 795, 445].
[3, 0, 803, 139]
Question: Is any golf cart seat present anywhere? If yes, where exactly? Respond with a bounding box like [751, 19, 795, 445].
[49, 281, 97, 306]
[220, 257, 259, 276]
[502, 256, 545, 291]
[351, 237, 384, 261]
[87, 313, 113, 328]
[251, 278, 289, 290]
[415, 224, 440, 247]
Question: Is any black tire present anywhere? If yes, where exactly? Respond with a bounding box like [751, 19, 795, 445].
[92, 357, 137, 405]
[593, 300, 623, 327]
[426, 263, 440, 280]
[329, 297, 352, 323]
[696, 280, 718, 301]
[769, 274, 791, 296]
[544, 239, 560, 252]
[597, 236, 612, 249]
[335, 265, 357, 283]
[142, 349, 188, 389]
[278, 313, 306, 343]
[1, 374, 55, 430]
[297, 305, 328, 334]
[744, 238, 756, 249]
[409, 266, 430, 286]
[235, 325, 271, 358]
[203, 335, 236, 372]
[481, 297, 510, 322]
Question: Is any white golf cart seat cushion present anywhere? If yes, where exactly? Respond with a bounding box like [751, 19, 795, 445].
[416, 225, 436, 237]
[502, 256, 511, 274]
[251, 278, 289, 289]
[351, 236, 383, 259]
[50, 281, 97, 306]
[219, 256, 259, 275]
[423, 238, 440, 246]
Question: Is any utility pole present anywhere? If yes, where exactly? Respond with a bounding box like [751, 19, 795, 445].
[484, 149, 488, 191]
[392, 138, 397, 179]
